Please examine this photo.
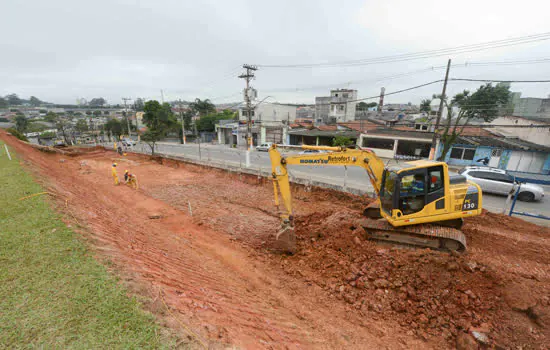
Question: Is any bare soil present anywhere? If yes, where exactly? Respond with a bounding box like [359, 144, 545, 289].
[3, 132, 549, 349]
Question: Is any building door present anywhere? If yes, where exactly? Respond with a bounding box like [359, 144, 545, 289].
[488, 148, 502, 168]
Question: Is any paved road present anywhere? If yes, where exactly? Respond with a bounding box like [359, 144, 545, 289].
[128, 141, 550, 227]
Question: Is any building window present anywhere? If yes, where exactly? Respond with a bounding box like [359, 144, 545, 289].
[338, 105, 345, 111]
[363, 138, 395, 150]
[449, 147, 476, 160]
[343, 93, 348, 98]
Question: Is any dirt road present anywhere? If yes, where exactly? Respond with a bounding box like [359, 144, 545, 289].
[2, 132, 549, 349]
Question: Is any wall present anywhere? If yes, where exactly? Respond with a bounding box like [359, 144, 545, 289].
[257, 104, 297, 123]
[543, 155, 550, 174]
[315, 97, 331, 124]
[491, 116, 550, 147]
[513, 98, 543, 118]
[506, 150, 548, 173]
[439, 144, 550, 174]
[438, 145, 486, 167]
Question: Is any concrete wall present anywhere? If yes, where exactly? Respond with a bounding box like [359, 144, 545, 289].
[491, 116, 550, 147]
[543, 154, 550, 174]
[241, 104, 297, 123]
[315, 97, 331, 124]
[514, 98, 544, 118]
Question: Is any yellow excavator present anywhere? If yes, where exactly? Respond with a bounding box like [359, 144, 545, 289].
[268, 144, 483, 252]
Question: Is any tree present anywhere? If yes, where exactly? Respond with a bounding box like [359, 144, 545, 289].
[437, 83, 510, 161]
[134, 98, 145, 112]
[195, 109, 236, 132]
[93, 110, 102, 117]
[104, 119, 123, 141]
[142, 100, 177, 155]
[0, 97, 8, 109]
[85, 111, 92, 115]
[44, 112, 70, 145]
[189, 98, 215, 117]
[332, 136, 354, 147]
[89, 97, 107, 107]
[6, 94, 22, 106]
[14, 115, 29, 133]
[419, 99, 432, 116]
[357, 101, 377, 110]
[75, 119, 89, 133]
[6, 128, 28, 142]
[29, 96, 42, 107]
[44, 111, 57, 123]
[26, 122, 48, 133]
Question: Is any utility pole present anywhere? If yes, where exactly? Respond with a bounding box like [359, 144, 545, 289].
[160, 90, 165, 104]
[122, 97, 132, 138]
[429, 59, 451, 160]
[178, 99, 186, 145]
[239, 64, 257, 167]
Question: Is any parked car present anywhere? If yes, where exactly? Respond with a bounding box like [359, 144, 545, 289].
[458, 166, 544, 202]
[299, 149, 327, 155]
[256, 142, 273, 152]
[121, 138, 137, 147]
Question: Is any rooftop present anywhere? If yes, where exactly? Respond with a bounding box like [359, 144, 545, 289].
[288, 129, 359, 138]
[456, 136, 550, 153]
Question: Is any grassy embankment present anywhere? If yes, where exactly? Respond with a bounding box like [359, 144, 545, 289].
[0, 142, 174, 348]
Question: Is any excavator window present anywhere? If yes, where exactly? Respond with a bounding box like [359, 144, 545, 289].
[380, 170, 397, 214]
[398, 169, 427, 215]
[427, 166, 445, 208]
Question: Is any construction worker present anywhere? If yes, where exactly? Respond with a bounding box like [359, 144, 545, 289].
[124, 170, 138, 189]
[112, 162, 119, 185]
[411, 174, 425, 194]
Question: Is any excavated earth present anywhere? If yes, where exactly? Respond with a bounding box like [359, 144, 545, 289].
[2, 131, 550, 349]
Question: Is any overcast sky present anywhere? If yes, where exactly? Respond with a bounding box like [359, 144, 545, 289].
[1, 0, 550, 105]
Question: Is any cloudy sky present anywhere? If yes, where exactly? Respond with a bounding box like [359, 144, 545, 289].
[1, 0, 550, 105]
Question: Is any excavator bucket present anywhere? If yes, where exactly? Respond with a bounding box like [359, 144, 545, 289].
[274, 222, 296, 254]
[363, 200, 382, 219]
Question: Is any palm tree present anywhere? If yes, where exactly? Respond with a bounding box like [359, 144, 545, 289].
[189, 98, 215, 117]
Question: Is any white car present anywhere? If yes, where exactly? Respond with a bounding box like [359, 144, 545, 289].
[121, 138, 137, 147]
[459, 166, 544, 202]
[299, 149, 327, 155]
[256, 142, 273, 152]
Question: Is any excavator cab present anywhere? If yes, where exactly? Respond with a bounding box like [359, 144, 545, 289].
[378, 162, 481, 229]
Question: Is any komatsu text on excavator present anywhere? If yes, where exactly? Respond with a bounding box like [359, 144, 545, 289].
[268, 144, 483, 252]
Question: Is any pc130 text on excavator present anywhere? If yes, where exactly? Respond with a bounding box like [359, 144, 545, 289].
[268, 144, 483, 253]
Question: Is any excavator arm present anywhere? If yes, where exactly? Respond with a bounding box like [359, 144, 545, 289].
[268, 144, 387, 224]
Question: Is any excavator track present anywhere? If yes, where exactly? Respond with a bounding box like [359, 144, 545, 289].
[358, 219, 467, 252]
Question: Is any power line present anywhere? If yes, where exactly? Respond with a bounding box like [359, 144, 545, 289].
[451, 78, 550, 83]
[258, 58, 550, 95]
[286, 79, 445, 107]
[257, 32, 550, 68]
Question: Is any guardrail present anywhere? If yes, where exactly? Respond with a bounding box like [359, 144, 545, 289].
[508, 183, 550, 221]
[99, 141, 374, 197]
